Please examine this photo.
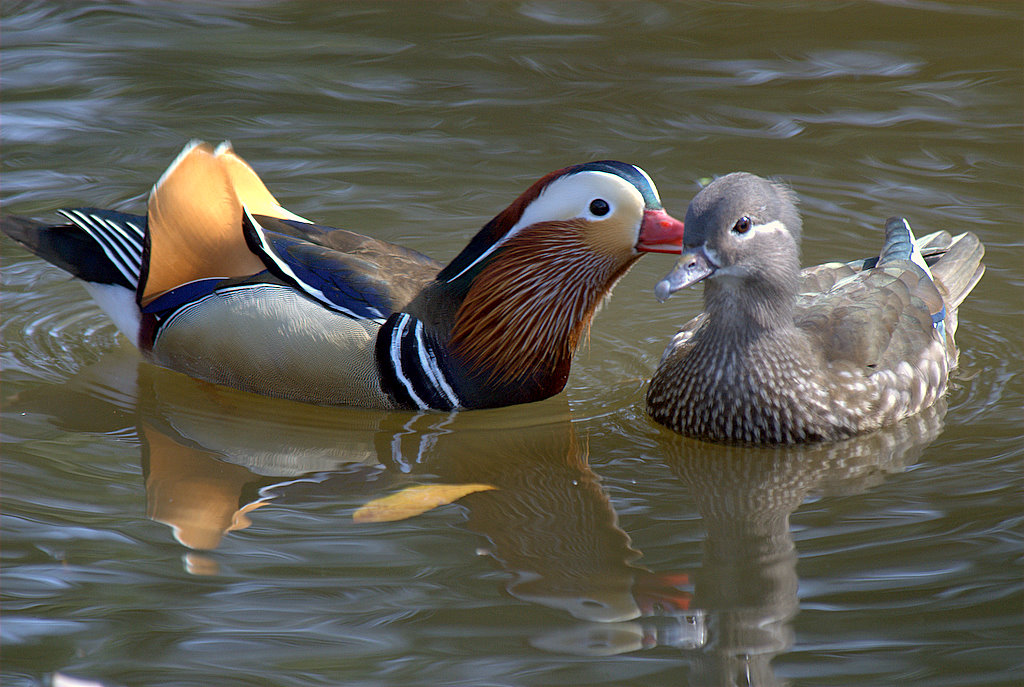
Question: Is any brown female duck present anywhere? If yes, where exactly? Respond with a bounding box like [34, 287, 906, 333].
[647, 172, 984, 444]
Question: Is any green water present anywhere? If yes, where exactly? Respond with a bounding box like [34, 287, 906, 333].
[2, 2, 1021, 686]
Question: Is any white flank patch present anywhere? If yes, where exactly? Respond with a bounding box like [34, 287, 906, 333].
[81, 282, 141, 342]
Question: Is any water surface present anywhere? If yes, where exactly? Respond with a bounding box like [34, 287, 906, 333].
[2, 2, 1021, 686]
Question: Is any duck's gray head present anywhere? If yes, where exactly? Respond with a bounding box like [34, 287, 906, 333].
[655, 172, 802, 302]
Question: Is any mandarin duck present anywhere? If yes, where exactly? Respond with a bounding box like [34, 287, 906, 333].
[2, 141, 684, 410]
[646, 172, 985, 444]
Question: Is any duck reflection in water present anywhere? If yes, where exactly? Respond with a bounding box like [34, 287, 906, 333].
[658, 400, 946, 686]
[142, 382, 706, 650]
[14, 351, 698, 650]
[11, 349, 946, 664]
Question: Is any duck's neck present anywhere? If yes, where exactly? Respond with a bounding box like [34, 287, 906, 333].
[456, 223, 635, 385]
[410, 222, 637, 408]
[658, 275, 832, 443]
[703, 273, 799, 340]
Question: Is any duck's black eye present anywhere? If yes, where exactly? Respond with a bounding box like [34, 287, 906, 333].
[732, 216, 752, 234]
[589, 198, 610, 217]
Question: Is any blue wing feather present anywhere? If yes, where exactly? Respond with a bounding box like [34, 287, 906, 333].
[243, 211, 442, 321]
[261, 233, 394, 320]
[879, 216, 946, 339]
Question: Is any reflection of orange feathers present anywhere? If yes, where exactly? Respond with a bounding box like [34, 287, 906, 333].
[143, 422, 270, 550]
[142, 141, 308, 304]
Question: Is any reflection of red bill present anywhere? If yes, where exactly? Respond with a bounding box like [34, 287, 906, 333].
[634, 571, 693, 615]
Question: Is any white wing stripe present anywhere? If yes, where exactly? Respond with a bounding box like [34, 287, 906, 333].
[85, 215, 136, 281]
[65, 209, 140, 266]
[94, 215, 143, 277]
[95, 214, 143, 253]
[61, 209, 138, 285]
[244, 207, 385, 323]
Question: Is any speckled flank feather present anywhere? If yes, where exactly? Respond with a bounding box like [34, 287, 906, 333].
[646, 172, 984, 444]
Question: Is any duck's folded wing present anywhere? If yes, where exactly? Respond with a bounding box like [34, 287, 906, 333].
[795, 264, 937, 371]
[243, 211, 442, 322]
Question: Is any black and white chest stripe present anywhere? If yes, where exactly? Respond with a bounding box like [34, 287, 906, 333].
[376, 313, 462, 411]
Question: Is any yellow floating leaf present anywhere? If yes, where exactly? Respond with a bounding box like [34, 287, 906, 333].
[353, 483, 496, 523]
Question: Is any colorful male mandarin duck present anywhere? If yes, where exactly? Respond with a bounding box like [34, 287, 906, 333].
[646, 172, 984, 444]
[3, 141, 685, 410]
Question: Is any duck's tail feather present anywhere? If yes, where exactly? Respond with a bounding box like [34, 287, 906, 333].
[929, 231, 986, 312]
[2, 210, 145, 289]
[914, 230, 953, 261]
[142, 140, 310, 305]
[880, 219, 985, 313]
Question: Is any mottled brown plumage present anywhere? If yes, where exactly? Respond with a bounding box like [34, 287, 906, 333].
[647, 173, 984, 444]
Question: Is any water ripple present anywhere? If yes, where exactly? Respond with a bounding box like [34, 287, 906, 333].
[1, 2, 1019, 686]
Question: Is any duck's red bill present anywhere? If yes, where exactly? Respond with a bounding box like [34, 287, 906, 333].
[637, 209, 685, 254]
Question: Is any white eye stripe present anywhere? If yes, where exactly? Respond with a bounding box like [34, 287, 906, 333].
[514, 171, 637, 228]
[445, 170, 643, 283]
[736, 219, 786, 239]
[754, 219, 785, 233]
